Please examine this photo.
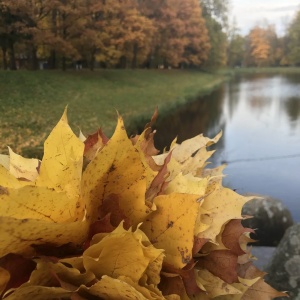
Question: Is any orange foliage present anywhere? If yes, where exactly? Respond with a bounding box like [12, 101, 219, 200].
[249, 26, 271, 67]
[1, 0, 211, 68]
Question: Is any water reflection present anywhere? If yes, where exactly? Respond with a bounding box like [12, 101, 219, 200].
[284, 97, 300, 123]
[154, 87, 225, 150]
[156, 73, 300, 222]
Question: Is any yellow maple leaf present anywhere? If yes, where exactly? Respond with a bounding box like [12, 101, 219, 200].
[197, 186, 250, 243]
[165, 173, 208, 195]
[78, 275, 149, 300]
[35, 108, 84, 201]
[81, 116, 153, 226]
[0, 165, 22, 189]
[3, 286, 73, 299]
[196, 269, 241, 298]
[0, 217, 88, 257]
[141, 193, 200, 269]
[83, 222, 164, 283]
[0, 109, 87, 257]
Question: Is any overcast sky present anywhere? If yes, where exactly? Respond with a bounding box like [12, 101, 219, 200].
[231, 0, 300, 36]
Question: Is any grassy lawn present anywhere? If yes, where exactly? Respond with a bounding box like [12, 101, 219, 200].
[0, 69, 226, 157]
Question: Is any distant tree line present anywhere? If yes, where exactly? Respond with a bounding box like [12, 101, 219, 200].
[228, 11, 300, 68]
[0, 0, 214, 70]
[1, 0, 300, 70]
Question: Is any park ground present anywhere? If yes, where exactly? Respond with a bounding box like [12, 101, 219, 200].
[1, 67, 300, 157]
[0, 69, 227, 157]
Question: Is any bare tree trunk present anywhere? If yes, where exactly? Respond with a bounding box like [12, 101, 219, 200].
[1, 46, 8, 70]
[89, 48, 96, 71]
[131, 43, 138, 69]
[61, 13, 67, 71]
[62, 56, 66, 71]
[49, 8, 57, 69]
[49, 49, 56, 69]
[8, 39, 17, 70]
[31, 46, 38, 70]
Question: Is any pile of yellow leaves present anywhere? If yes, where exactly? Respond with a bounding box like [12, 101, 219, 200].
[0, 109, 286, 299]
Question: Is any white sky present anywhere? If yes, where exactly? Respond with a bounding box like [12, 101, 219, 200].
[231, 0, 300, 36]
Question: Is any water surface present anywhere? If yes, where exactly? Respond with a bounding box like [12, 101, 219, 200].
[156, 73, 300, 222]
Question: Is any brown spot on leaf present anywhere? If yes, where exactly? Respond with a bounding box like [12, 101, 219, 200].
[0, 186, 9, 195]
[167, 221, 174, 228]
[109, 164, 116, 173]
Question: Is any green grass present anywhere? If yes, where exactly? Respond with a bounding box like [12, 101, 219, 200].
[0, 69, 227, 157]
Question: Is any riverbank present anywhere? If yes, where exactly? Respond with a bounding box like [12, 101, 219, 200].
[233, 66, 300, 74]
[0, 69, 228, 157]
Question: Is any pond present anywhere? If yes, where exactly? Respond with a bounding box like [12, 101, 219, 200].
[155, 73, 300, 222]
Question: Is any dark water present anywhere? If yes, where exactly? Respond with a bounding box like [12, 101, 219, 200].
[155, 73, 300, 222]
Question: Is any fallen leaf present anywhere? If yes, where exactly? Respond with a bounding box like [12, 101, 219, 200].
[222, 220, 254, 256]
[81, 116, 152, 226]
[8, 148, 39, 181]
[0, 165, 22, 189]
[141, 193, 200, 269]
[196, 269, 241, 298]
[242, 277, 287, 299]
[78, 275, 148, 299]
[83, 222, 164, 283]
[197, 250, 239, 283]
[0, 216, 88, 257]
[197, 187, 250, 243]
[36, 108, 84, 202]
[146, 152, 171, 201]
[0, 186, 79, 222]
[165, 173, 208, 196]
[84, 129, 108, 161]
[3, 286, 73, 300]
[0, 154, 9, 170]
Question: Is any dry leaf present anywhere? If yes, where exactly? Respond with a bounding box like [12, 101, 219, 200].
[81, 116, 152, 226]
[141, 193, 200, 269]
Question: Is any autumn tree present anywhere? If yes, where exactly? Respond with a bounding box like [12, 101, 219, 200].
[48, 0, 88, 70]
[181, 0, 210, 66]
[119, 4, 155, 69]
[287, 10, 300, 66]
[73, 0, 155, 70]
[2, 0, 80, 69]
[0, 0, 211, 70]
[248, 26, 271, 67]
[140, 0, 210, 68]
[6, 0, 56, 70]
[71, 0, 103, 70]
[156, 0, 187, 67]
